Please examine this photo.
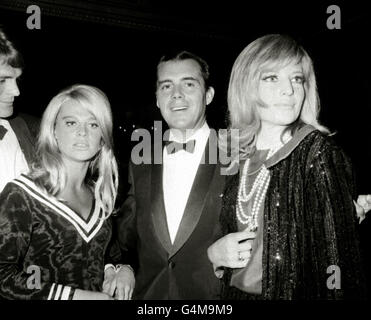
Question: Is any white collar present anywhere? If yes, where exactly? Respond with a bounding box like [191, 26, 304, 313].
[12, 174, 105, 243]
[169, 122, 210, 143]
[0, 118, 10, 128]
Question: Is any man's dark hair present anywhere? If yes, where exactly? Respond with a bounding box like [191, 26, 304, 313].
[157, 50, 210, 89]
[0, 28, 24, 68]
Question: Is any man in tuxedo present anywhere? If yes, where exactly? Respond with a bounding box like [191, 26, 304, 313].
[0, 28, 37, 192]
[105, 51, 225, 299]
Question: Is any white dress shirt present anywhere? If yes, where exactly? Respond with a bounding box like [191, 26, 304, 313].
[163, 122, 210, 243]
[0, 119, 29, 193]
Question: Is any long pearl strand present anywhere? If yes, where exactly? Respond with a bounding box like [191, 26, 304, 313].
[236, 147, 279, 231]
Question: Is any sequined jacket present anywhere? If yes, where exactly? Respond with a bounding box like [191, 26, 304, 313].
[220, 126, 367, 299]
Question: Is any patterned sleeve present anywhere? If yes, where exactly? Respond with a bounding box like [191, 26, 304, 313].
[0, 182, 75, 300]
[304, 137, 367, 299]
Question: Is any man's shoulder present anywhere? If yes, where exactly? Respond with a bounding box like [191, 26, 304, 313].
[9, 113, 40, 139]
[15, 113, 40, 128]
[129, 141, 162, 168]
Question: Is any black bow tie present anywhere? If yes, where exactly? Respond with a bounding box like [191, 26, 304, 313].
[165, 140, 196, 154]
[0, 124, 8, 140]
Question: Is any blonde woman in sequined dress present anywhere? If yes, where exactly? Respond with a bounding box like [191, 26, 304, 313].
[207, 34, 366, 299]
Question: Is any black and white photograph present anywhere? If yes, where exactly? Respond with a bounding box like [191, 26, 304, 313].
[0, 0, 370, 312]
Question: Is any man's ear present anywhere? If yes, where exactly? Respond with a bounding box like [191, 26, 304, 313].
[206, 87, 215, 106]
[156, 99, 160, 109]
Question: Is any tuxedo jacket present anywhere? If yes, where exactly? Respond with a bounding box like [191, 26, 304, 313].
[8, 113, 39, 167]
[113, 133, 226, 299]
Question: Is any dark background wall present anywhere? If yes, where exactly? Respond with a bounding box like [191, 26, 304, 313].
[0, 0, 370, 192]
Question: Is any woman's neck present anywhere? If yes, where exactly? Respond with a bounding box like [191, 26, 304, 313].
[255, 123, 290, 151]
[62, 159, 90, 192]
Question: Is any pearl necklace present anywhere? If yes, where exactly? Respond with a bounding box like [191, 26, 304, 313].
[236, 147, 280, 231]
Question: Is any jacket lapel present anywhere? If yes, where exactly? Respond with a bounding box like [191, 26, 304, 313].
[169, 140, 216, 258]
[151, 162, 173, 254]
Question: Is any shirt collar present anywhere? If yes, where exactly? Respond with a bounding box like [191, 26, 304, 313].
[0, 118, 10, 128]
[169, 122, 210, 144]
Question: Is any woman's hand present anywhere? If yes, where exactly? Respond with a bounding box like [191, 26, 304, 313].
[207, 230, 256, 269]
[102, 267, 117, 297]
[102, 265, 135, 300]
[113, 266, 135, 300]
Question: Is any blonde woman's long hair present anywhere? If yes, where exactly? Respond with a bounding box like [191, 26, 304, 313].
[222, 34, 329, 162]
[31, 84, 119, 218]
